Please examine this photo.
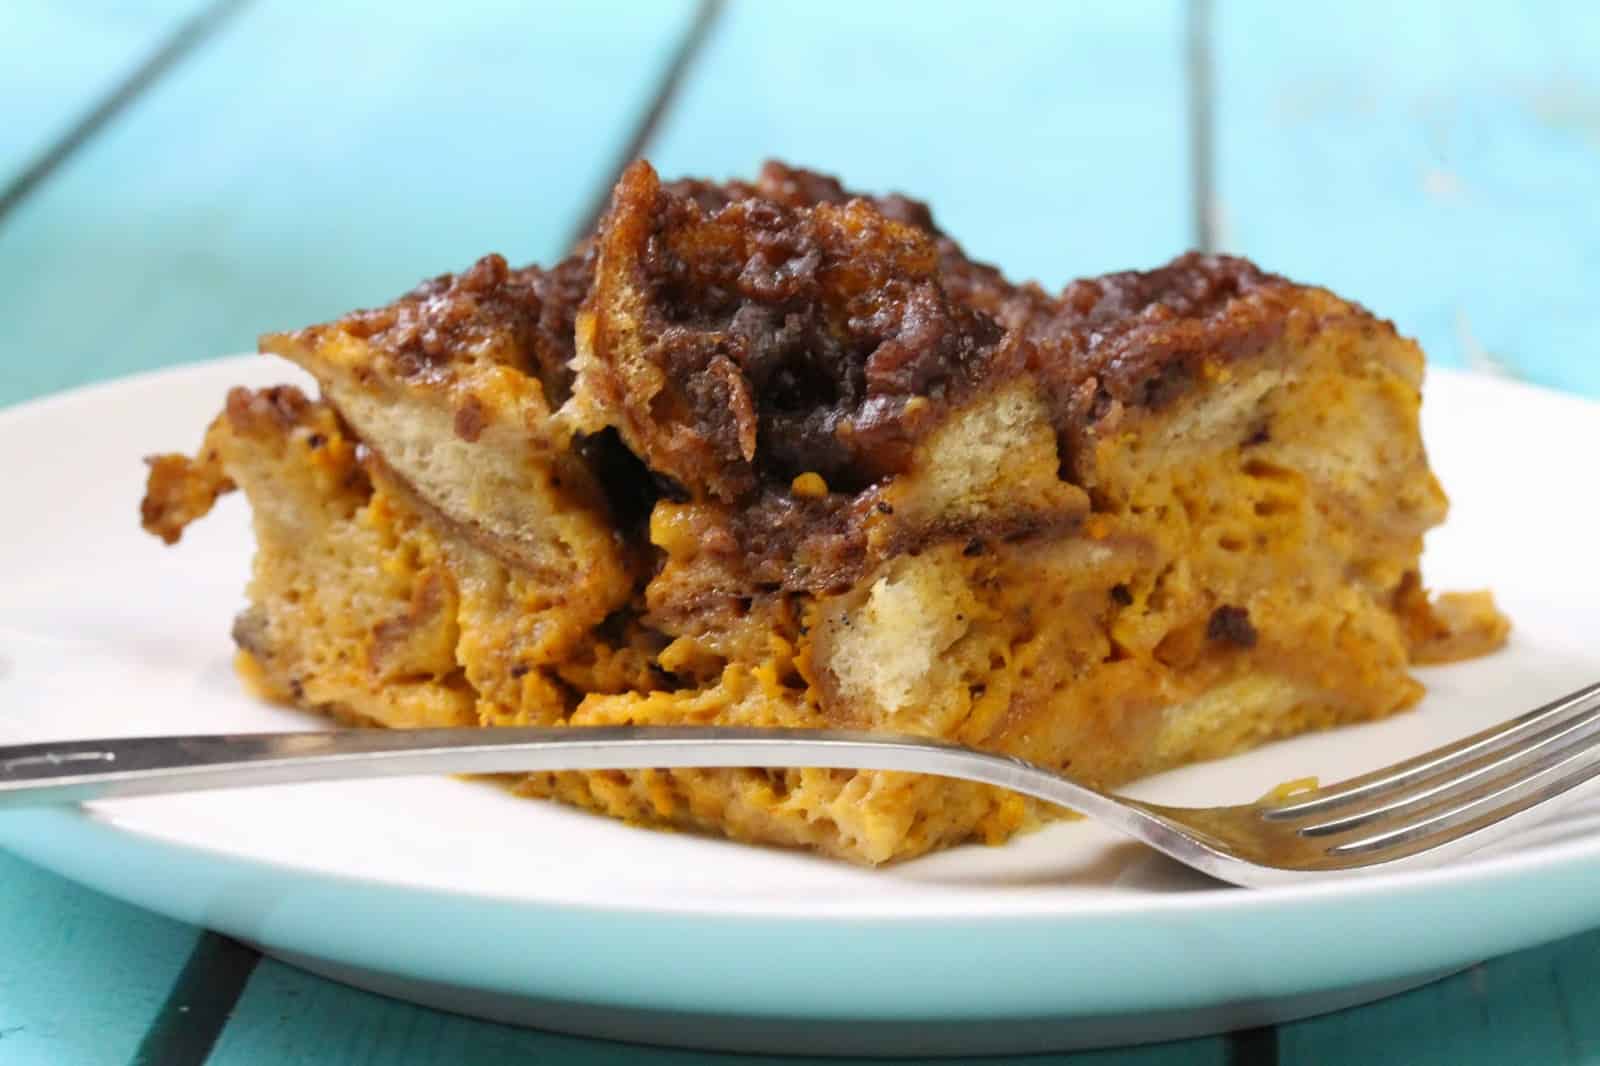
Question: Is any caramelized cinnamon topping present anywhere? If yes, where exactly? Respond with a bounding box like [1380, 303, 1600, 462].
[334, 250, 593, 405]
[273, 161, 1399, 586]
[576, 160, 1018, 501]
[1024, 253, 1300, 408]
[572, 163, 1372, 516]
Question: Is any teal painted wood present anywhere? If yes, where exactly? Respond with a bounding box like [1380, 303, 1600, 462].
[0, 0, 698, 406]
[0, 849, 200, 1066]
[1278, 933, 1600, 1065]
[0, 0, 210, 187]
[1212, 0, 1600, 397]
[1549, 934, 1600, 1063]
[646, 0, 1192, 293]
[209, 959, 1225, 1066]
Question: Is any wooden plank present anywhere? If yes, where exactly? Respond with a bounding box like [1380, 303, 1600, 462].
[0, 0, 700, 405]
[1277, 932, 1600, 1065]
[1549, 931, 1600, 1062]
[1211, 0, 1600, 397]
[0, 0, 211, 188]
[645, 0, 1193, 292]
[209, 958, 1227, 1065]
[0, 850, 202, 1066]
[207, 961, 643, 1065]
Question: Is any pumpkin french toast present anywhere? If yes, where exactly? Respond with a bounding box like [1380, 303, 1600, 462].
[142, 160, 1506, 863]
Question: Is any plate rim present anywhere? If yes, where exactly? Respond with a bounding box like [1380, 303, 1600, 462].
[3, 798, 1600, 922]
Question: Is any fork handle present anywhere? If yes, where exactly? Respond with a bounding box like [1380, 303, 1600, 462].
[0, 726, 1100, 811]
[0, 728, 1299, 886]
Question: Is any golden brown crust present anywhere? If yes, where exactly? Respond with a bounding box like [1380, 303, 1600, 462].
[1024, 253, 1369, 412]
[273, 252, 592, 408]
[140, 386, 326, 544]
[1394, 574, 1512, 664]
[141, 452, 233, 544]
[268, 161, 967, 427]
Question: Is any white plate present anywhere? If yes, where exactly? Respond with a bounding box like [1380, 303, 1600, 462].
[1, 357, 1597, 1056]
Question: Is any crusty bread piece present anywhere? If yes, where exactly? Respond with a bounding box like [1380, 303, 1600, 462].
[142, 160, 1507, 863]
[258, 254, 626, 580]
[255, 255, 639, 722]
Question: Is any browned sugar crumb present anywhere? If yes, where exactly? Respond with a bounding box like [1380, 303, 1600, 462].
[704, 487, 877, 593]
[1022, 253, 1367, 418]
[227, 382, 316, 430]
[581, 159, 1018, 502]
[140, 385, 327, 545]
[1206, 604, 1259, 648]
[652, 482, 1088, 598]
[141, 452, 233, 544]
[741, 160, 1024, 321]
[314, 250, 594, 407]
[665, 159, 947, 237]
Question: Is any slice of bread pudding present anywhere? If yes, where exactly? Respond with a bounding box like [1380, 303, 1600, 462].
[141, 160, 1507, 863]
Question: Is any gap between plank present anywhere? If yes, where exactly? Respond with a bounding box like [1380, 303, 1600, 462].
[565, 0, 726, 249]
[1225, 1025, 1280, 1066]
[1186, 0, 1218, 252]
[127, 932, 260, 1066]
[0, 0, 252, 226]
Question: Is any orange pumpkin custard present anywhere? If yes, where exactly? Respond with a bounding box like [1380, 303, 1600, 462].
[141, 160, 1507, 863]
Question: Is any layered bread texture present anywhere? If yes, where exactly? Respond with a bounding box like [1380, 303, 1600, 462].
[141, 160, 1507, 863]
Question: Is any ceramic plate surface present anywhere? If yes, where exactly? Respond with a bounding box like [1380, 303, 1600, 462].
[2, 357, 1597, 1056]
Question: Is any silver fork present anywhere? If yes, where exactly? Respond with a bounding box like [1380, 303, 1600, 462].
[3, 680, 1599, 888]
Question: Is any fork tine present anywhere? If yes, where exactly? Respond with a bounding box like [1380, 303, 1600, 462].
[1314, 726, 1600, 866]
[1290, 683, 1600, 838]
[1262, 681, 1600, 821]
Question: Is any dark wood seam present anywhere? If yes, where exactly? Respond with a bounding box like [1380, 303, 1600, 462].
[565, 0, 726, 249]
[1186, 0, 1218, 252]
[127, 931, 260, 1066]
[0, 0, 252, 226]
[1225, 1024, 1281, 1066]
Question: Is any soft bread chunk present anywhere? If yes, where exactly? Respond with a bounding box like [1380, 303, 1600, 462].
[260, 254, 630, 593]
[144, 386, 659, 728]
[142, 160, 1507, 864]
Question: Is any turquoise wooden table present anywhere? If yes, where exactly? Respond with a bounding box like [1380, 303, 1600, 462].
[2, 2, 1597, 1062]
